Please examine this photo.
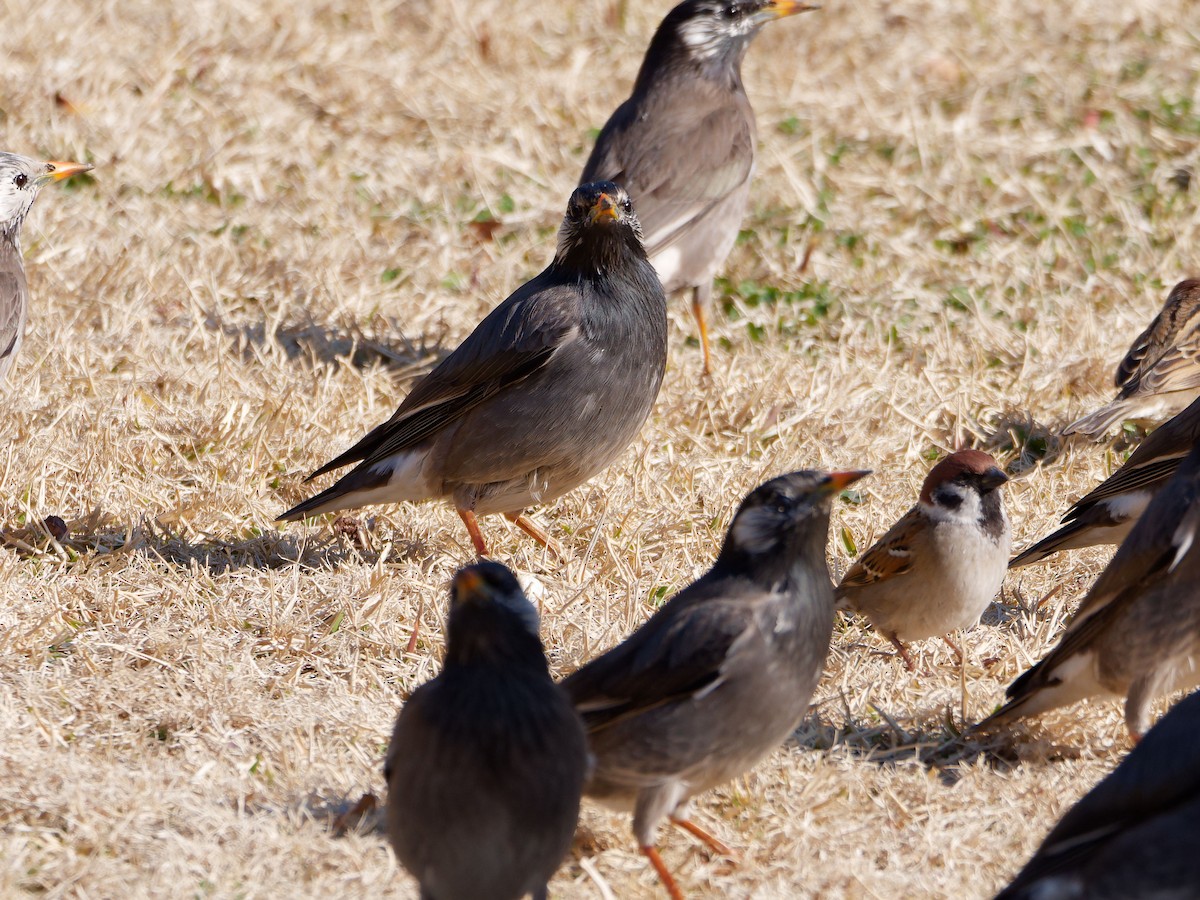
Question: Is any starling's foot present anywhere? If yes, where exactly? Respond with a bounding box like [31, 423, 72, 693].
[670, 817, 738, 861]
[504, 512, 565, 559]
[640, 845, 685, 900]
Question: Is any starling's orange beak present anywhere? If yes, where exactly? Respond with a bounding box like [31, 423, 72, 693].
[822, 470, 871, 493]
[589, 192, 620, 225]
[764, 1, 820, 18]
[451, 567, 489, 605]
[38, 160, 94, 185]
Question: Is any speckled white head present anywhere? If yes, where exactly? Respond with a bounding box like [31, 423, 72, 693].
[0, 152, 92, 242]
[673, 1, 818, 63]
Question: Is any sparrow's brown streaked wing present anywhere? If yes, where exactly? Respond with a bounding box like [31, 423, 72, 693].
[838, 505, 923, 589]
[1115, 280, 1200, 393]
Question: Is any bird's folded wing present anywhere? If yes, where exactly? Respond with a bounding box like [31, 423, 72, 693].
[1000, 693, 1200, 893]
[1066, 454, 1183, 514]
[582, 101, 754, 257]
[0, 272, 21, 365]
[1121, 336, 1200, 398]
[308, 281, 579, 478]
[837, 506, 921, 590]
[562, 593, 756, 732]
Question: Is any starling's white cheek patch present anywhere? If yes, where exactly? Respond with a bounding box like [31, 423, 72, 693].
[731, 506, 783, 553]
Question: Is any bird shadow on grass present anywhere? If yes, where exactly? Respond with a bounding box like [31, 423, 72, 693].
[244, 791, 388, 840]
[794, 702, 1046, 786]
[1, 509, 440, 576]
[205, 309, 451, 377]
[972, 408, 1064, 476]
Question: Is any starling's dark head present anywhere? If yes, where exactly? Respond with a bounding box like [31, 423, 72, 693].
[0, 152, 92, 239]
[655, 0, 819, 70]
[719, 469, 869, 577]
[555, 181, 647, 270]
[449, 560, 540, 635]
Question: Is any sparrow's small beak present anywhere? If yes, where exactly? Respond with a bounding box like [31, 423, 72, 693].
[37, 160, 94, 185]
[823, 470, 871, 493]
[978, 467, 1009, 491]
[451, 567, 489, 605]
[589, 192, 620, 225]
[762, 1, 821, 19]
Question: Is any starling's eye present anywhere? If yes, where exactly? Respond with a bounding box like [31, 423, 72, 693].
[621, 196, 632, 213]
[13, 173, 28, 190]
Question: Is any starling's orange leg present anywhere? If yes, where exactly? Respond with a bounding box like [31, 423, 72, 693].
[504, 512, 564, 559]
[456, 508, 489, 557]
[670, 817, 736, 860]
[942, 634, 964, 666]
[888, 633, 916, 672]
[641, 845, 685, 900]
[692, 290, 713, 376]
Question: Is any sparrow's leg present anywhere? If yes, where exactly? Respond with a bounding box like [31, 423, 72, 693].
[670, 816, 737, 860]
[641, 845, 685, 900]
[456, 508, 489, 557]
[692, 282, 713, 376]
[942, 634, 964, 666]
[504, 512, 564, 559]
[888, 633, 916, 671]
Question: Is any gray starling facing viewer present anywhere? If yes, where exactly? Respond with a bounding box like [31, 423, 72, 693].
[562, 468, 867, 899]
[0, 152, 93, 383]
[278, 182, 667, 556]
[385, 561, 589, 900]
[580, 0, 818, 374]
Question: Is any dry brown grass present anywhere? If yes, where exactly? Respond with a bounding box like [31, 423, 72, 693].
[2, 0, 1199, 896]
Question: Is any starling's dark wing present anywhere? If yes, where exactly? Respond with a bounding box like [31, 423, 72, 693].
[996, 691, 1200, 897]
[562, 577, 762, 732]
[580, 92, 754, 258]
[309, 275, 580, 478]
[0, 271, 22, 367]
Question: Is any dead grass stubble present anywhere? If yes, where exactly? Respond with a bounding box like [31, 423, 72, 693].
[1, 0, 1199, 897]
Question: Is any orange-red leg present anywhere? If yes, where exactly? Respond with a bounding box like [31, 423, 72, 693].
[670, 817, 736, 859]
[504, 512, 564, 559]
[640, 845, 684, 900]
[456, 508, 488, 557]
[692, 293, 713, 376]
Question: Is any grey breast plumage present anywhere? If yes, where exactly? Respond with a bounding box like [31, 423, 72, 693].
[385, 562, 588, 900]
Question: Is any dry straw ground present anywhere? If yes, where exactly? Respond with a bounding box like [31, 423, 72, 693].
[1, 0, 1198, 896]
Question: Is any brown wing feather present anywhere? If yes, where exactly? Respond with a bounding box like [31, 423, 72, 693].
[838, 505, 923, 590]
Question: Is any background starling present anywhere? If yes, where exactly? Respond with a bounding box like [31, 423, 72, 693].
[562, 468, 867, 899]
[0, 152, 92, 383]
[278, 182, 667, 556]
[995, 688, 1200, 899]
[579, 0, 818, 374]
[385, 561, 589, 900]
